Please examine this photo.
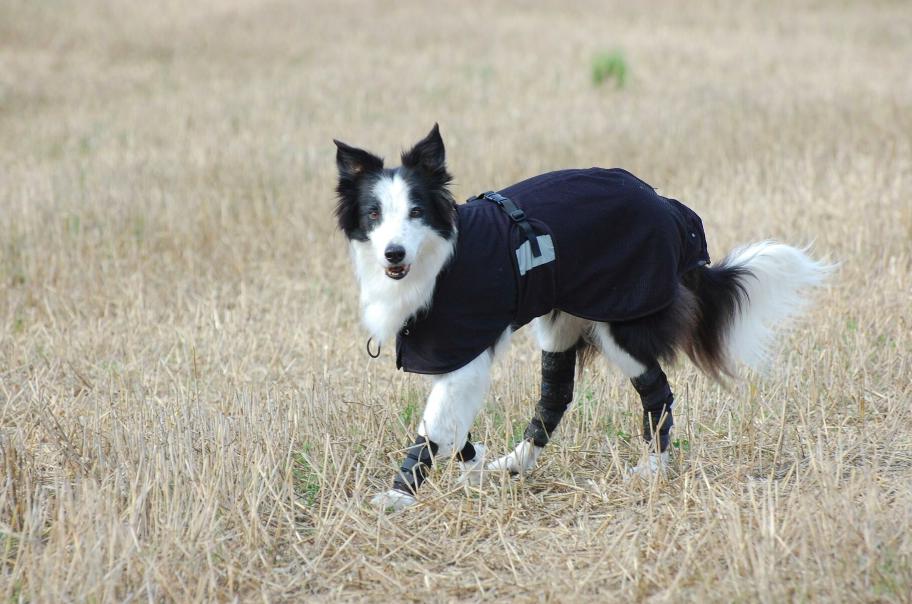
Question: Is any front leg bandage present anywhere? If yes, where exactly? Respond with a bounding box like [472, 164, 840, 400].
[456, 438, 476, 463]
[523, 349, 576, 447]
[390, 435, 476, 496]
[391, 435, 438, 496]
[631, 365, 674, 453]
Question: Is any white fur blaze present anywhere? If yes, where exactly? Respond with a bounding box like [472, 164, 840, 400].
[723, 241, 835, 369]
[370, 174, 413, 264]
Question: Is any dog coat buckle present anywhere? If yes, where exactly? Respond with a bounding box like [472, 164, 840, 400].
[478, 191, 542, 258]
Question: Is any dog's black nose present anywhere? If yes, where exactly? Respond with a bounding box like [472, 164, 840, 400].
[385, 244, 406, 264]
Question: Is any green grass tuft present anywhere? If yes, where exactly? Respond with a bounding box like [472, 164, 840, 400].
[592, 50, 628, 88]
[292, 447, 320, 507]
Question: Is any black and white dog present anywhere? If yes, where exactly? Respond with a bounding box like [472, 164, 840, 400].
[334, 125, 830, 510]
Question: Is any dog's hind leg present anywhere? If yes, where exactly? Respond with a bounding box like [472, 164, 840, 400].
[372, 344, 497, 510]
[593, 322, 674, 477]
[488, 312, 588, 474]
[627, 363, 675, 476]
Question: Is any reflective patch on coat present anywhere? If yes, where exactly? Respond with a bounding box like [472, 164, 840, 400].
[516, 234, 555, 276]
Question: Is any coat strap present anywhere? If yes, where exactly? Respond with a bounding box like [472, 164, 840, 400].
[478, 191, 542, 257]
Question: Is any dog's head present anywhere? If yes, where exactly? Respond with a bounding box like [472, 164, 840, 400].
[333, 124, 457, 281]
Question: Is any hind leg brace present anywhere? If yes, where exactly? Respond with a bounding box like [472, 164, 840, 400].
[523, 348, 577, 447]
[631, 364, 674, 452]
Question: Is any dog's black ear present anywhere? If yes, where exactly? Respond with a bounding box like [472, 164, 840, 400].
[333, 140, 382, 239]
[401, 124, 447, 178]
[402, 124, 456, 233]
[334, 139, 384, 180]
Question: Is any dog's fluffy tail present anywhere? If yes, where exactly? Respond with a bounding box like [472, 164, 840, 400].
[684, 241, 834, 378]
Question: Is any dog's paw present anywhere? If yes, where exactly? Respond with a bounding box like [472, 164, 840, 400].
[626, 451, 670, 480]
[370, 489, 417, 511]
[486, 440, 542, 475]
[457, 443, 486, 487]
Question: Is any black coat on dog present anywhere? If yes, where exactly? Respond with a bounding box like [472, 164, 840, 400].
[397, 167, 710, 374]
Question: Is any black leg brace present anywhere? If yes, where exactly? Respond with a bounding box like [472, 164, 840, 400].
[391, 435, 477, 495]
[391, 435, 437, 496]
[630, 364, 674, 453]
[456, 439, 476, 463]
[523, 349, 576, 447]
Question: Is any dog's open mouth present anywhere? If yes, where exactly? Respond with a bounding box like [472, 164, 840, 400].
[385, 264, 411, 280]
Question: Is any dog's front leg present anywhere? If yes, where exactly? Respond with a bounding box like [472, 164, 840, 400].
[372, 351, 492, 510]
[487, 347, 577, 474]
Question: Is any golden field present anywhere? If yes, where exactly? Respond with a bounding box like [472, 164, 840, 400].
[1, 1, 910, 601]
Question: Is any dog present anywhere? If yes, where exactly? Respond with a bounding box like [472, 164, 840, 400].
[333, 124, 831, 510]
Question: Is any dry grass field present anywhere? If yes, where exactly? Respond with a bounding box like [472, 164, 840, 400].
[2, 0, 911, 601]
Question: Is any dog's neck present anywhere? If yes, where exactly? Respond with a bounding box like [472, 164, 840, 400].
[349, 233, 456, 345]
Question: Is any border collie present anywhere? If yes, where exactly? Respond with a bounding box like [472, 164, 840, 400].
[333, 124, 831, 510]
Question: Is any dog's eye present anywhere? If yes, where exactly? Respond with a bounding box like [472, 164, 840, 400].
[409, 208, 423, 218]
[368, 209, 380, 220]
